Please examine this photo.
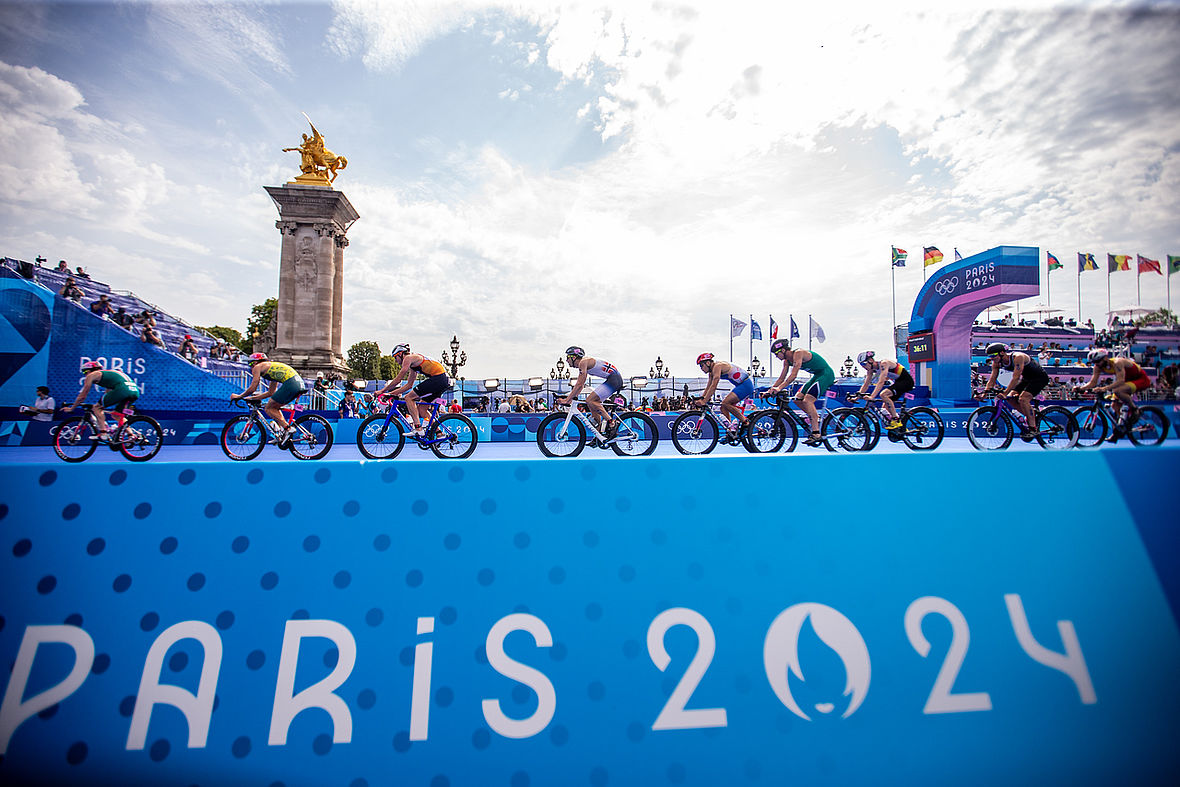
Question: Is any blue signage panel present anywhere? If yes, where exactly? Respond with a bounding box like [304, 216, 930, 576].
[1, 452, 1178, 785]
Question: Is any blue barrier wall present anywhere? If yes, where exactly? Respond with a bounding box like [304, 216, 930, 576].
[1, 451, 1178, 785]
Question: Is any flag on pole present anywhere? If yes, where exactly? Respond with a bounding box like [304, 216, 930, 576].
[751, 318, 763, 340]
[730, 316, 746, 338]
[809, 316, 826, 343]
[1137, 255, 1161, 275]
[1047, 252, 1063, 272]
[789, 315, 800, 339]
[954, 248, 963, 262]
[770, 316, 779, 339]
[1078, 252, 1098, 271]
[923, 246, 943, 267]
[1108, 254, 1131, 272]
[1169, 255, 1180, 275]
[891, 246, 908, 267]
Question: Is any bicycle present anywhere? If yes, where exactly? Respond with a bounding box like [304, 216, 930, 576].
[220, 398, 334, 460]
[355, 394, 478, 459]
[53, 405, 163, 463]
[965, 390, 1078, 451]
[536, 400, 658, 457]
[745, 388, 871, 453]
[844, 392, 944, 451]
[1072, 392, 1170, 447]
[669, 399, 755, 455]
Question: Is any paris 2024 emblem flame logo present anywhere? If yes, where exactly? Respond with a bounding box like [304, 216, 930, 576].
[763, 603, 871, 721]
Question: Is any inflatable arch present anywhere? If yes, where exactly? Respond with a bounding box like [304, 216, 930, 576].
[907, 245, 1039, 400]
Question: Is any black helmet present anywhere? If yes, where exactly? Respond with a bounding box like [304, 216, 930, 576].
[565, 346, 585, 360]
[985, 342, 1007, 357]
[770, 338, 791, 355]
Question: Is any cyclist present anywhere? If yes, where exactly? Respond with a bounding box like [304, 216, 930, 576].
[981, 342, 1048, 438]
[62, 360, 140, 439]
[377, 343, 450, 439]
[1075, 347, 1151, 442]
[556, 346, 621, 437]
[851, 350, 913, 433]
[766, 339, 835, 447]
[230, 353, 307, 446]
[693, 353, 753, 440]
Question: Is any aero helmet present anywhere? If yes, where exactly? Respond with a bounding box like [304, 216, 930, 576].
[1087, 348, 1110, 364]
[391, 343, 411, 357]
[696, 352, 714, 365]
[80, 360, 103, 373]
[856, 350, 875, 366]
[985, 342, 1007, 357]
[770, 338, 791, 356]
[247, 352, 268, 365]
[565, 346, 585, 360]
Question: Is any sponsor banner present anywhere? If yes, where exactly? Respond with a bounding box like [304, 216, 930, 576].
[1, 452, 1178, 785]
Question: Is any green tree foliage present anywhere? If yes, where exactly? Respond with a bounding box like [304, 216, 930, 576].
[245, 298, 278, 352]
[379, 355, 402, 381]
[197, 325, 245, 349]
[347, 340, 382, 379]
[1134, 308, 1177, 327]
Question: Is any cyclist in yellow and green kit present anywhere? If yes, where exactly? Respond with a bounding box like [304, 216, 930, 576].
[63, 360, 140, 440]
[231, 353, 307, 447]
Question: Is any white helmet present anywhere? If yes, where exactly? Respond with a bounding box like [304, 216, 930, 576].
[856, 350, 875, 366]
[1087, 348, 1110, 364]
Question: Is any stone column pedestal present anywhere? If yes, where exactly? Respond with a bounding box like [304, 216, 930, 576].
[264, 184, 360, 378]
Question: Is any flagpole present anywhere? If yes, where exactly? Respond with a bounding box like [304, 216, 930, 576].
[768, 314, 774, 379]
[1106, 261, 1111, 316]
[748, 314, 753, 369]
[891, 259, 897, 346]
[808, 314, 812, 352]
[1137, 263, 1142, 306]
[729, 313, 733, 363]
[1046, 256, 1051, 310]
[1077, 266, 1081, 327]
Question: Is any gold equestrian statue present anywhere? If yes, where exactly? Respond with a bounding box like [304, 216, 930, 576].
[283, 115, 348, 186]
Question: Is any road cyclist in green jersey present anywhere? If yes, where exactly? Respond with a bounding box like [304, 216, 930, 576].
[766, 338, 836, 447]
[231, 352, 308, 447]
[62, 360, 140, 440]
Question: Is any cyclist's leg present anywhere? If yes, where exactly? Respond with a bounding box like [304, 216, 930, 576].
[725, 380, 754, 428]
[404, 390, 423, 432]
[880, 388, 898, 423]
[720, 391, 743, 429]
[795, 387, 821, 439]
[585, 391, 608, 433]
[91, 401, 108, 434]
[1016, 391, 1036, 430]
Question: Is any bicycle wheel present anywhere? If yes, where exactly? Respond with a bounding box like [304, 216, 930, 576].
[1071, 405, 1109, 448]
[902, 407, 944, 451]
[288, 414, 333, 460]
[1036, 406, 1078, 450]
[966, 407, 1013, 451]
[746, 411, 795, 453]
[1127, 406, 1169, 447]
[611, 411, 658, 456]
[861, 408, 883, 451]
[822, 408, 872, 452]
[53, 416, 98, 462]
[430, 414, 479, 459]
[670, 411, 719, 455]
[357, 413, 406, 459]
[117, 415, 163, 461]
[536, 412, 586, 457]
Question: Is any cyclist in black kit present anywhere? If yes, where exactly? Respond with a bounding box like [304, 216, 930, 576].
[981, 342, 1049, 437]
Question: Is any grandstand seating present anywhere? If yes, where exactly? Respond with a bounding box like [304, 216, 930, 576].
[3, 257, 250, 375]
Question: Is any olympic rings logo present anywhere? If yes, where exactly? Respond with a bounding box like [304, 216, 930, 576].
[935, 276, 959, 296]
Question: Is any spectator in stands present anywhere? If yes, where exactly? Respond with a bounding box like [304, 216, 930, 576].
[34, 255, 46, 266]
[59, 276, 84, 303]
[112, 306, 134, 329]
[141, 325, 165, 348]
[75, 266, 90, 279]
[55, 260, 69, 272]
[88, 294, 114, 319]
[135, 310, 156, 329]
[226, 345, 241, 362]
[178, 334, 198, 363]
[449, 398, 463, 413]
[19, 386, 55, 422]
[339, 390, 359, 418]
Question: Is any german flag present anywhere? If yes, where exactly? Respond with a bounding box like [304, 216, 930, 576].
[923, 246, 943, 267]
[1108, 254, 1131, 272]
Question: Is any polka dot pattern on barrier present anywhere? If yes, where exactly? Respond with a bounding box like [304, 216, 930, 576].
[0, 456, 789, 787]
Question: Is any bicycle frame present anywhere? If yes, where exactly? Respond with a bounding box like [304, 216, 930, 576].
[553, 402, 625, 443]
[374, 395, 449, 445]
[236, 400, 306, 442]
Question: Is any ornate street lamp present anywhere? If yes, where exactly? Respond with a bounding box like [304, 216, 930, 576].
[441, 335, 467, 378]
[751, 356, 762, 377]
[841, 356, 856, 378]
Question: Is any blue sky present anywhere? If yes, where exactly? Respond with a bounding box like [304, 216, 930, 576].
[1, 0, 1178, 378]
